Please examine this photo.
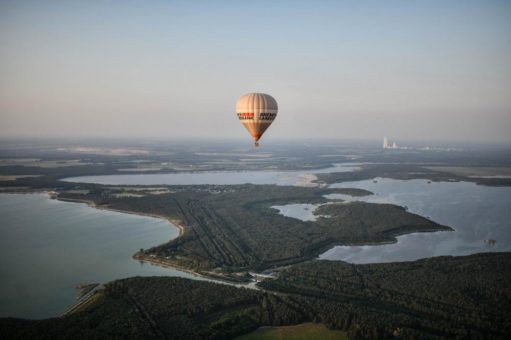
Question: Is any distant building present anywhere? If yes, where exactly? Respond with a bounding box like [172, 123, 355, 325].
[383, 137, 398, 149]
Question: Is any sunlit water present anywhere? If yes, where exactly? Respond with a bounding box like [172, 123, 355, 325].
[62, 163, 361, 186]
[271, 204, 322, 221]
[319, 178, 511, 263]
[4, 167, 511, 318]
[0, 193, 203, 319]
[63, 167, 511, 264]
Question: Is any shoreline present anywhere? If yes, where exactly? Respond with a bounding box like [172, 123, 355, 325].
[55, 195, 186, 238]
[54, 191, 442, 284]
[131, 253, 252, 285]
[53, 194, 253, 285]
[5, 191, 453, 267]
[0, 189, 455, 286]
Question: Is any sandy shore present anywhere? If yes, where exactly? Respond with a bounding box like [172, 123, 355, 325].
[294, 173, 319, 187]
[132, 253, 209, 280]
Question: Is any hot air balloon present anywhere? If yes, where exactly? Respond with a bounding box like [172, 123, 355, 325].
[236, 92, 278, 147]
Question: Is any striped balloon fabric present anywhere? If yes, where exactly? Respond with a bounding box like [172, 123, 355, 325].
[236, 93, 278, 146]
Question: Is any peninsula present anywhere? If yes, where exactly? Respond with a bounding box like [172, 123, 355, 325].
[57, 184, 451, 281]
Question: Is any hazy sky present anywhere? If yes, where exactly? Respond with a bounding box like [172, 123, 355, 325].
[1, 1, 510, 143]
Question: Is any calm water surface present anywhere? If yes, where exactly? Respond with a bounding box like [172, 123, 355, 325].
[271, 204, 322, 222]
[62, 164, 360, 186]
[4, 171, 511, 318]
[0, 193, 200, 319]
[320, 179, 511, 263]
[64, 166, 511, 264]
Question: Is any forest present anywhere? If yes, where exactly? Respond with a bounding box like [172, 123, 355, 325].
[1, 253, 509, 339]
[56, 184, 450, 276]
[259, 252, 511, 339]
[1, 141, 510, 339]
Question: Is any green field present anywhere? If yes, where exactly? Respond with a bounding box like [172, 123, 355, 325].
[236, 323, 347, 340]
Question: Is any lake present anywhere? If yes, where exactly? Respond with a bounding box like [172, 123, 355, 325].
[63, 167, 511, 265]
[271, 203, 322, 221]
[4, 170, 511, 318]
[0, 193, 201, 319]
[62, 163, 361, 186]
[319, 178, 511, 263]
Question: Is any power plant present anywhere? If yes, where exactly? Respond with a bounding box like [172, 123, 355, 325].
[383, 136, 398, 149]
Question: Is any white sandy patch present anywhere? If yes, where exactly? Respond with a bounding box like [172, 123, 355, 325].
[294, 173, 318, 187]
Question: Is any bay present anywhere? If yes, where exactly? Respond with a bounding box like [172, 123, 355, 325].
[320, 179, 511, 263]
[0, 193, 199, 319]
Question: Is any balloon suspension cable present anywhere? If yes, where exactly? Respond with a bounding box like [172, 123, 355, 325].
[254, 142, 259, 148]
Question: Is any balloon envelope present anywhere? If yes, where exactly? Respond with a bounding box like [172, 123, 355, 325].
[236, 93, 278, 145]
